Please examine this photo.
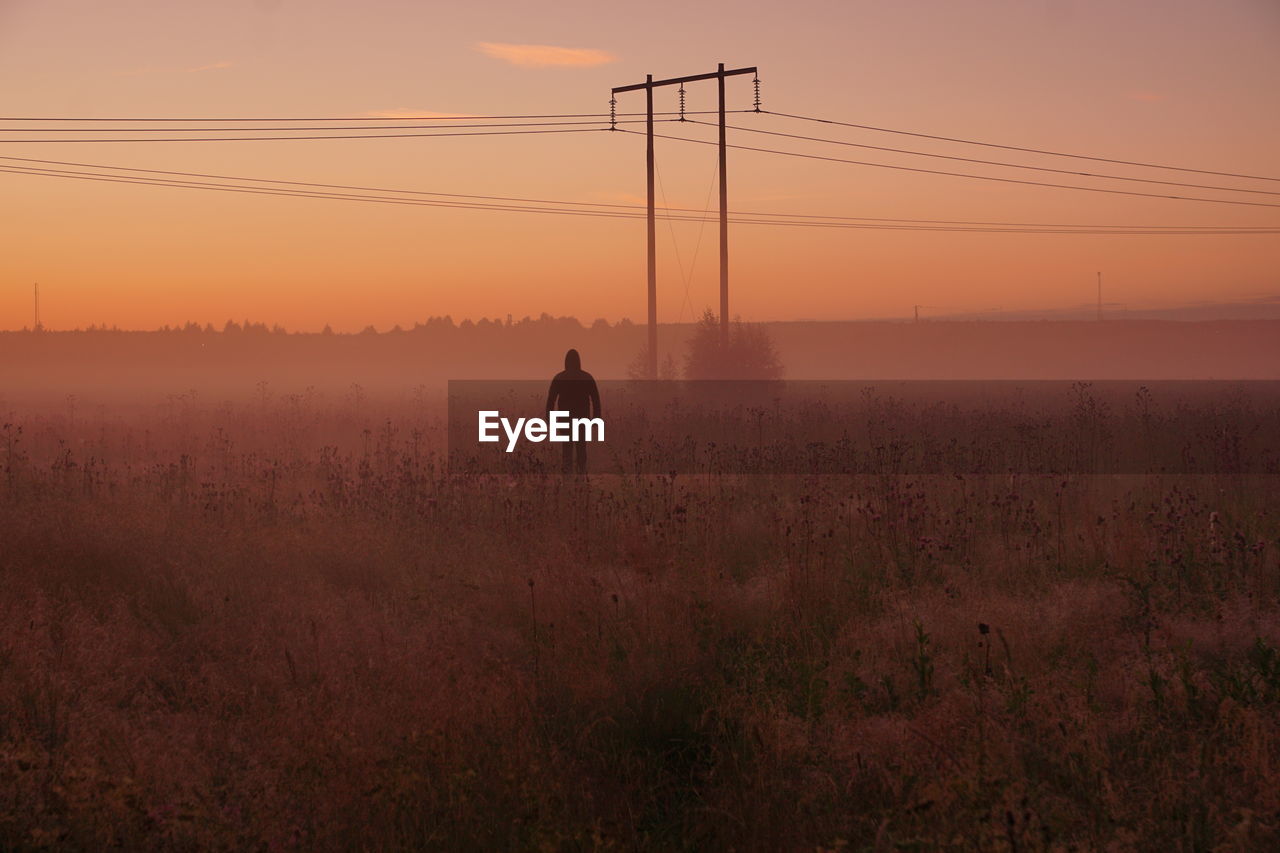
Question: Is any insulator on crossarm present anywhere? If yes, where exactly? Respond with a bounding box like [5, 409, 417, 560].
[678, 85, 686, 121]
[609, 97, 617, 130]
[753, 76, 762, 112]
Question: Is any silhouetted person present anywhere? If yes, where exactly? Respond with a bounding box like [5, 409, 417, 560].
[546, 348, 601, 474]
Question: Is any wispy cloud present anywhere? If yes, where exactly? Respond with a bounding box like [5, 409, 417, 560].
[475, 42, 615, 68]
[118, 60, 234, 77]
[188, 60, 234, 73]
[363, 109, 474, 119]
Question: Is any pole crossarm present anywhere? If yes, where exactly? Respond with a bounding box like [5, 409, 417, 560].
[612, 67, 757, 94]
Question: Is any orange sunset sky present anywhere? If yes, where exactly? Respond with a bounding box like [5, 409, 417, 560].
[2, 0, 1278, 332]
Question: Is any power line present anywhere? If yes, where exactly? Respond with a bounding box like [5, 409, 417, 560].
[0, 118, 636, 133]
[4, 162, 1277, 234]
[0, 153, 666, 212]
[0, 111, 614, 121]
[12, 107, 1270, 187]
[762, 110, 1280, 184]
[0, 164, 654, 220]
[0, 110, 750, 122]
[685, 118, 1280, 198]
[2, 153, 1268, 231]
[0, 126, 622, 144]
[8, 105, 1273, 181]
[0, 112, 756, 132]
[620, 128, 1280, 210]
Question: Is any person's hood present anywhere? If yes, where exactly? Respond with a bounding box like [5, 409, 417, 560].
[564, 349, 581, 370]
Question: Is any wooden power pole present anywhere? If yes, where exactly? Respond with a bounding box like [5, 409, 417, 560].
[646, 76, 656, 379]
[612, 63, 757, 377]
[717, 64, 729, 348]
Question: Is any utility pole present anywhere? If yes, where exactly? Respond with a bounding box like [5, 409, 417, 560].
[717, 64, 729, 347]
[646, 76, 657, 380]
[33, 282, 41, 332]
[1097, 271, 1102, 322]
[612, 63, 757, 376]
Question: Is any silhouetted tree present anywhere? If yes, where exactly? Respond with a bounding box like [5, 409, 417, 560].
[682, 310, 784, 380]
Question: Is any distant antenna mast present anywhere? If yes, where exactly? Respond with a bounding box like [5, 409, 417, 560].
[34, 282, 42, 332]
[1097, 271, 1103, 322]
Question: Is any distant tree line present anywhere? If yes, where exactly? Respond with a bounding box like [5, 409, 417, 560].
[34, 314, 638, 336]
[15, 311, 786, 379]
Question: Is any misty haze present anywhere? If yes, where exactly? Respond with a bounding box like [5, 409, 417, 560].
[3, 1, 1280, 849]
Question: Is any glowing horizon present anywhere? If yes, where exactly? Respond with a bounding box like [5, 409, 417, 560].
[2, 0, 1278, 332]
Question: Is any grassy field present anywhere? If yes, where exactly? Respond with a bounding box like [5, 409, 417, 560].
[1, 390, 1278, 850]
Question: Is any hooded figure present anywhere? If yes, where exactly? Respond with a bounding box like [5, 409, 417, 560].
[546, 348, 601, 474]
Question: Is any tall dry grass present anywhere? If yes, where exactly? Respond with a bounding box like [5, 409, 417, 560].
[0, 390, 1277, 849]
